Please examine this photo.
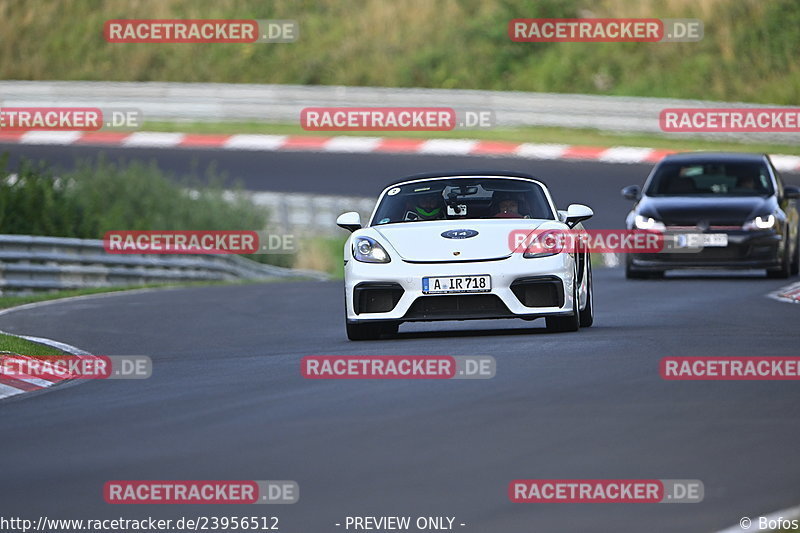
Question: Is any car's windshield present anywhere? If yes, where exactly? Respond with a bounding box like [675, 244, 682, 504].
[370, 177, 555, 225]
[645, 161, 774, 196]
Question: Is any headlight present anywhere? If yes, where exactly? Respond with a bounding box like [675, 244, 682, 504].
[352, 236, 391, 263]
[523, 230, 565, 258]
[743, 214, 776, 231]
[634, 215, 666, 232]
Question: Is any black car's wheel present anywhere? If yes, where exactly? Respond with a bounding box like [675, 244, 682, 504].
[625, 256, 663, 279]
[767, 232, 792, 279]
[790, 233, 799, 276]
[346, 321, 399, 341]
[579, 261, 594, 327]
[624, 257, 645, 279]
[546, 270, 580, 333]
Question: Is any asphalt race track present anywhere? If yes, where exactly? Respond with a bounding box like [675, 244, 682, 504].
[1, 144, 799, 533]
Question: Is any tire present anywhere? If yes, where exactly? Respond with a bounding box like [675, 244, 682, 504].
[767, 232, 791, 279]
[546, 270, 580, 333]
[625, 257, 663, 279]
[625, 256, 647, 279]
[579, 261, 594, 327]
[346, 320, 399, 341]
[791, 233, 799, 276]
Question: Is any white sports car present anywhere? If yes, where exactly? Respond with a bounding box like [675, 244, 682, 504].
[337, 171, 595, 340]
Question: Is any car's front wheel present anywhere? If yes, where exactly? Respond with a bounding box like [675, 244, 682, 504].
[346, 320, 399, 341]
[579, 261, 594, 327]
[767, 232, 792, 279]
[625, 256, 664, 279]
[546, 271, 580, 333]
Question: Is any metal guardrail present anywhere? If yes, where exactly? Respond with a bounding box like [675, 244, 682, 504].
[2, 81, 798, 143]
[0, 234, 327, 293]
[249, 191, 374, 235]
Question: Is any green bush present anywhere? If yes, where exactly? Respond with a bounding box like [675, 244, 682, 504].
[0, 155, 264, 235]
[0, 154, 293, 268]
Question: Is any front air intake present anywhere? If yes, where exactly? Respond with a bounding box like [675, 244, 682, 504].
[510, 276, 564, 308]
[353, 283, 404, 314]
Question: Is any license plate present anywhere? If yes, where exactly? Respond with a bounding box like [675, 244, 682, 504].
[675, 233, 728, 248]
[702, 234, 728, 247]
[422, 275, 491, 294]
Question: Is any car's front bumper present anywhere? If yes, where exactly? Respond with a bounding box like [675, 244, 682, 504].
[344, 254, 576, 323]
[629, 230, 782, 270]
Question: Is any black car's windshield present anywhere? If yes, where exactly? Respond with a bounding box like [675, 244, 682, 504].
[370, 178, 555, 225]
[645, 161, 774, 196]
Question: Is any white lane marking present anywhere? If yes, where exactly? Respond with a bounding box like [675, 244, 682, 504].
[224, 134, 287, 150]
[0, 383, 26, 399]
[0, 332, 90, 400]
[15, 334, 91, 356]
[6, 130, 800, 173]
[20, 131, 82, 144]
[767, 281, 800, 304]
[770, 155, 800, 173]
[0, 328, 90, 400]
[515, 143, 569, 159]
[122, 132, 185, 147]
[418, 139, 478, 155]
[599, 146, 654, 163]
[8, 375, 54, 388]
[323, 136, 382, 153]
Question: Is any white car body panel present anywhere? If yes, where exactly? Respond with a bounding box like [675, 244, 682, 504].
[341, 174, 592, 333]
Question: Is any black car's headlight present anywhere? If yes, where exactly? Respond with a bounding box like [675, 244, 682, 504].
[352, 236, 391, 263]
[634, 215, 666, 232]
[743, 214, 776, 231]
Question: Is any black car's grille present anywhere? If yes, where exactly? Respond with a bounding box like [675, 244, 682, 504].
[660, 248, 742, 261]
[641, 244, 775, 262]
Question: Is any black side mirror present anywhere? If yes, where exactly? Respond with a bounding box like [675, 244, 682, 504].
[621, 185, 641, 201]
[784, 186, 800, 200]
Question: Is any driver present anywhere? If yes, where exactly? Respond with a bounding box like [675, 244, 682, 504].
[492, 193, 528, 218]
[404, 193, 444, 221]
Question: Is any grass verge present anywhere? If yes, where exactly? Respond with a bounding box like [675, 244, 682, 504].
[0, 333, 66, 356]
[3, 0, 799, 105]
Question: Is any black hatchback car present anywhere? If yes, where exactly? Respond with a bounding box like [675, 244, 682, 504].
[621, 152, 800, 279]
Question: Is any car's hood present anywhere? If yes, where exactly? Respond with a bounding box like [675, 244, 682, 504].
[639, 196, 775, 226]
[373, 219, 549, 262]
